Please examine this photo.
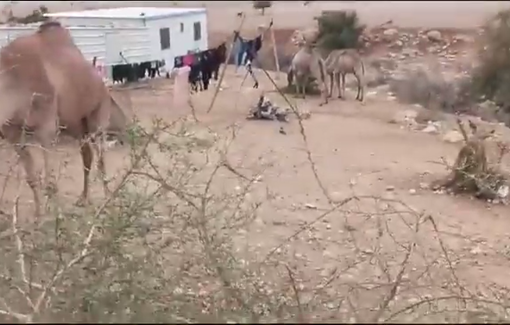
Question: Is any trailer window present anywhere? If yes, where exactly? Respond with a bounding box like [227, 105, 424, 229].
[193, 22, 201, 41]
[180, 23, 184, 33]
[159, 27, 170, 50]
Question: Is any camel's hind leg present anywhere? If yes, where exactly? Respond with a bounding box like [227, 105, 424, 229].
[294, 80, 301, 98]
[301, 81, 306, 100]
[89, 99, 111, 198]
[336, 72, 342, 99]
[340, 73, 347, 100]
[354, 70, 364, 101]
[75, 102, 111, 207]
[328, 72, 334, 98]
[76, 133, 108, 206]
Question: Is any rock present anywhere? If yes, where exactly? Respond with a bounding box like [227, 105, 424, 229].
[299, 110, 311, 120]
[401, 48, 418, 57]
[442, 130, 464, 143]
[415, 109, 445, 124]
[422, 123, 440, 134]
[390, 109, 418, 124]
[383, 28, 399, 41]
[454, 34, 474, 43]
[305, 203, 317, 209]
[479, 100, 498, 111]
[419, 182, 429, 190]
[105, 139, 118, 150]
[497, 185, 509, 198]
[330, 191, 344, 202]
[427, 30, 442, 42]
[386, 185, 395, 191]
[409, 189, 417, 195]
[422, 121, 442, 134]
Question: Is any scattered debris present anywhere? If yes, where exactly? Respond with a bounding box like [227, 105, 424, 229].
[305, 203, 318, 209]
[422, 121, 442, 134]
[426, 30, 443, 42]
[248, 95, 291, 122]
[437, 119, 509, 202]
[442, 130, 464, 143]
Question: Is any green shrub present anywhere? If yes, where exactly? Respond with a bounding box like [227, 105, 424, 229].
[316, 10, 366, 50]
[471, 9, 510, 111]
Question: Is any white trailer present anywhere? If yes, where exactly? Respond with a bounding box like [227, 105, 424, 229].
[0, 25, 153, 82]
[0, 25, 152, 65]
[45, 7, 209, 70]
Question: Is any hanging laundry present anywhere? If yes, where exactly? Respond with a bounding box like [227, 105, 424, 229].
[246, 35, 263, 64]
[253, 35, 263, 53]
[174, 56, 184, 69]
[232, 31, 248, 72]
[183, 52, 194, 66]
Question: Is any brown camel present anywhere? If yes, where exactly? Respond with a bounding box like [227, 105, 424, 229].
[0, 21, 114, 218]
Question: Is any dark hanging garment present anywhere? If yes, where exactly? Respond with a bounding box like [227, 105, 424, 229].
[253, 35, 262, 53]
[174, 56, 183, 69]
[246, 39, 254, 54]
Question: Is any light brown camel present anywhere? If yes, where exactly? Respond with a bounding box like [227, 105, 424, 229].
[324, 49, 366, 102]
[0, 21, 115, 218]
[288, 30, 329, 106]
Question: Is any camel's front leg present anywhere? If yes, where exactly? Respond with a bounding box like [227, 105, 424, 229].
[14, 144, 42, 219]
[36, 122, 58, 197]
[76, 139, 93, 207]
[92, 132, 109, 198]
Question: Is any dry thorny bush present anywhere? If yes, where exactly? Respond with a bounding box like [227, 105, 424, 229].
[1, 94, 510, 322]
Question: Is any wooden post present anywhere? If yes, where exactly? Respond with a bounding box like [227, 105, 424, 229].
[269, 25, 280, 80]
[207, 13, 247, 114]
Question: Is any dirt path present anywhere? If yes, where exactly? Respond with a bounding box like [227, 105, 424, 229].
[200, 72, 510, 290]
[125, 71, 510, 292]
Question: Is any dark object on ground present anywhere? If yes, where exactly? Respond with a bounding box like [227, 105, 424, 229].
[248, 95, 290, 122]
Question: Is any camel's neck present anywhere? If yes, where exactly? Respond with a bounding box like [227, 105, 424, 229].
[297, 45, 314, 54]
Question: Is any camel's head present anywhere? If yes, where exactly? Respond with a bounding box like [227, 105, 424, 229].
[291, 30, 306, 47]
[291, 28, 320, 48]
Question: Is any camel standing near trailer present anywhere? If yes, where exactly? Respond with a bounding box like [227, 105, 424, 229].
[0, 21, 118, 218]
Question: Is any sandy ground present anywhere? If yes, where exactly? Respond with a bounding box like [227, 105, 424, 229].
[1, 2, 510, 320]
[2, 68, 510, 304]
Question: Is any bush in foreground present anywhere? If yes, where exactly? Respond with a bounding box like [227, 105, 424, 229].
[0, 115, 510, 322]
